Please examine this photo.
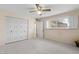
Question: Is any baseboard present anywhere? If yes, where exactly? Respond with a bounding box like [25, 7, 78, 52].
[5, 39, 28, 45]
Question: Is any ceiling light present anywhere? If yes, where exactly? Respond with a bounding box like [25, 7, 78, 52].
[37, 10, 42, 15]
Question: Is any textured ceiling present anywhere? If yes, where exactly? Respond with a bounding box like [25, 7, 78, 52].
[0, 4, 79, 18]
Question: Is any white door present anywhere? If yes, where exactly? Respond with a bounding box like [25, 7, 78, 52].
[5, 17, 28, 43]
[36, 21, 44, 39]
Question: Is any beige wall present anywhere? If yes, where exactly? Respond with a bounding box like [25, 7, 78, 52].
[28, 19, 36, 39]
[44, 30, 79, 45]
[0, 10, 36, 46]
[41, 10, 79, 45]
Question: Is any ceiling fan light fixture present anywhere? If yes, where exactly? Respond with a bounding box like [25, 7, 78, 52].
[29, 4, 51, 15]
[37, 10, 42, 15]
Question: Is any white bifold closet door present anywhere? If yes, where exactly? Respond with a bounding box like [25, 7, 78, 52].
[5, 16, 28, 43]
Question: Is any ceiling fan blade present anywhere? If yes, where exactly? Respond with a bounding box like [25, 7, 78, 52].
[29, 10, 36, 13]
[42, 9, 51, 11]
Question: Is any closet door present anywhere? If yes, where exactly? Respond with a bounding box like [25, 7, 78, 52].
[14, 19, 28, 41]
[5, 17, 28, 43]
[6, 18, 14, 43]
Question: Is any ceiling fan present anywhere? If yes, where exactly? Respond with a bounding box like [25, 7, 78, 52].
[29, 4, 51, 15]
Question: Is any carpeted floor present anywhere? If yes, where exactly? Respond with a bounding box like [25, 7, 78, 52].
[0, 39, 79, 54]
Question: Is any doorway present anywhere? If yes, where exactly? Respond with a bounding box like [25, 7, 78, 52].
[36, 19, 44, 39]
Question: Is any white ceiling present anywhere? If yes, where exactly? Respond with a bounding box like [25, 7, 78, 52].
[0, 4, 79, 18]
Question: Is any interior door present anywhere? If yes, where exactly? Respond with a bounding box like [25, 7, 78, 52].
[5, 16, 28, 43]
[36, 20, 44, 39]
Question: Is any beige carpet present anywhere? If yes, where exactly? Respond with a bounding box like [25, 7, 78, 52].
[0, 39, 79, 54]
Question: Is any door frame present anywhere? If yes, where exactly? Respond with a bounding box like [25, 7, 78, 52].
[36, 19, 44, 39]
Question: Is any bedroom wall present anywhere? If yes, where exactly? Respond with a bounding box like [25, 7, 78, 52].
[40, 9, 79, 45]
[0, 10, 36, 46]
[28, 19, 36, 39]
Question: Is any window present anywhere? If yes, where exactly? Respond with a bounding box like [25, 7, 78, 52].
[45, 16, 78, 29]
